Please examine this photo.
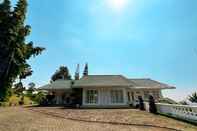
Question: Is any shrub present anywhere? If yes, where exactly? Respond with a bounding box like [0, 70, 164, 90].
[0, 102, 10, 107]
[9, 95, 20, 106]
[23, 96, 33, 105]
[33, 91, 47, 105]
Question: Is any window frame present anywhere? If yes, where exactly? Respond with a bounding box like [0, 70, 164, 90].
[85, 89, 98, 104]
[110, 89, 124, 104]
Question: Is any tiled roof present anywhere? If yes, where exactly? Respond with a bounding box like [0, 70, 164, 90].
[73, 75, 131, 87]
[39, 76, 175, 90]
[39, 80, 72, 90]
[129, 79, 175, 89]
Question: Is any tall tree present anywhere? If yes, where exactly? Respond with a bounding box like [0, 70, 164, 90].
[27, 82, 36, 92]
[188, 92, 197, 103]
[83, 63, 88, 76]
[0, 0, 45, 101]
[19, 65, 33, 83]
[51, 66, 71, 82]
[13, 82, 25, 95]
[74, 64, 80, 80]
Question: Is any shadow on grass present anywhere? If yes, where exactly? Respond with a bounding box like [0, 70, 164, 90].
[25, 105, 137, 110]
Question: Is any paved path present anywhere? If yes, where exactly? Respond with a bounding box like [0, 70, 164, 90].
[0, 107, 195, 131]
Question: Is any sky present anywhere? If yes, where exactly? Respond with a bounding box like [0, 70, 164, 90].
[10, 0, 197, 101]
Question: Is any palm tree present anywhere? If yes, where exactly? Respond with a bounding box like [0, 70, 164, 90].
[188, 92, 197, 103]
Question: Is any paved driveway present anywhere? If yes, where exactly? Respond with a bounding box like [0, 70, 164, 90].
[0, 107, 196, 131]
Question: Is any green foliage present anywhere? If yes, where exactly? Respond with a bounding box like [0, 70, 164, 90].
[0, 94, 33, 107]
[27, 82, 36, 93]
[9, 95, 20, 106]
[28, 82, 35, 89]
[188, 92, 197, 103]
[13, 82, 25, 95]
[33, 91, 46, 104]
[51, 66, 71, 81]
[19, 65, 33, 81]
[0, 0, 45, 101]
[0, 102, 10, 107]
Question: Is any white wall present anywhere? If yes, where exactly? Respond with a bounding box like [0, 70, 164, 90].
[144, 102, 197, 124]
[82, 87, 128, 107]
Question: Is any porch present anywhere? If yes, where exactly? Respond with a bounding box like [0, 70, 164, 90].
[81, 87, 162, 108]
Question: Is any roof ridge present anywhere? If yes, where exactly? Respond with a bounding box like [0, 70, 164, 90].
[129, 78, 151, 80]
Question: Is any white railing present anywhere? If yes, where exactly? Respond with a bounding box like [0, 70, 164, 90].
[155, 103, 197, 123]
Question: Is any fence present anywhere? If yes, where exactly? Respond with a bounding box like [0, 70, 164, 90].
[144, 102, 197, 124]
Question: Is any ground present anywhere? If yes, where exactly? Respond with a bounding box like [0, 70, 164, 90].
[0, 107, 196, 131]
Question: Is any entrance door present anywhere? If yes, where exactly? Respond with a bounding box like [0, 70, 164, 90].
[72, 88, 83, 106]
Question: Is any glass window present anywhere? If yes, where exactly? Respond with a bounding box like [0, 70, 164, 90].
[85, 90, 98, 104]
[111, 90, 124, 103]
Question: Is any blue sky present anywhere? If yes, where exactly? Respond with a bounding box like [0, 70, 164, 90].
[11, 0, 197, 101]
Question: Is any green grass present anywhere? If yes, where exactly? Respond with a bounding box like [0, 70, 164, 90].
[0, 95, 34, 107]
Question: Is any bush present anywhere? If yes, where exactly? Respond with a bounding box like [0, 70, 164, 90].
[33, 91, 47, 105]
[0, 102, 10, 107]
[0, 95, 34, 107]
[23, 96, 33, 105]
[9, 95, 20, 106]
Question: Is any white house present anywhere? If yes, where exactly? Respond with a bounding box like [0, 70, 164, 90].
[39, 75, 175, 108]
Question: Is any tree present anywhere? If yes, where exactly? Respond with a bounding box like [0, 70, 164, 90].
[27, 82, 36, 93]
[28, 82, 35, 90]
[0, 0, 45, 101]
[19, 65, 33, 83]
[83, 63, 88, 76]
[13, 82, 25, 95]
[33, 91, 47, 105]
[188, 92, 197, 103]
[51, 66, 71, 81]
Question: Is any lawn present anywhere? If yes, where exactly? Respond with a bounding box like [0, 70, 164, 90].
[0, 107, 196, 131]
[29, 107, 197, 131]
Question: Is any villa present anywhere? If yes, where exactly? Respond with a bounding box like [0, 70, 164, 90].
[39, 66, 175, 108]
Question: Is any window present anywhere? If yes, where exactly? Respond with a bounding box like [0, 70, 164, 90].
[85, 90, 98, 104]
[111, 90, 124, 103]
